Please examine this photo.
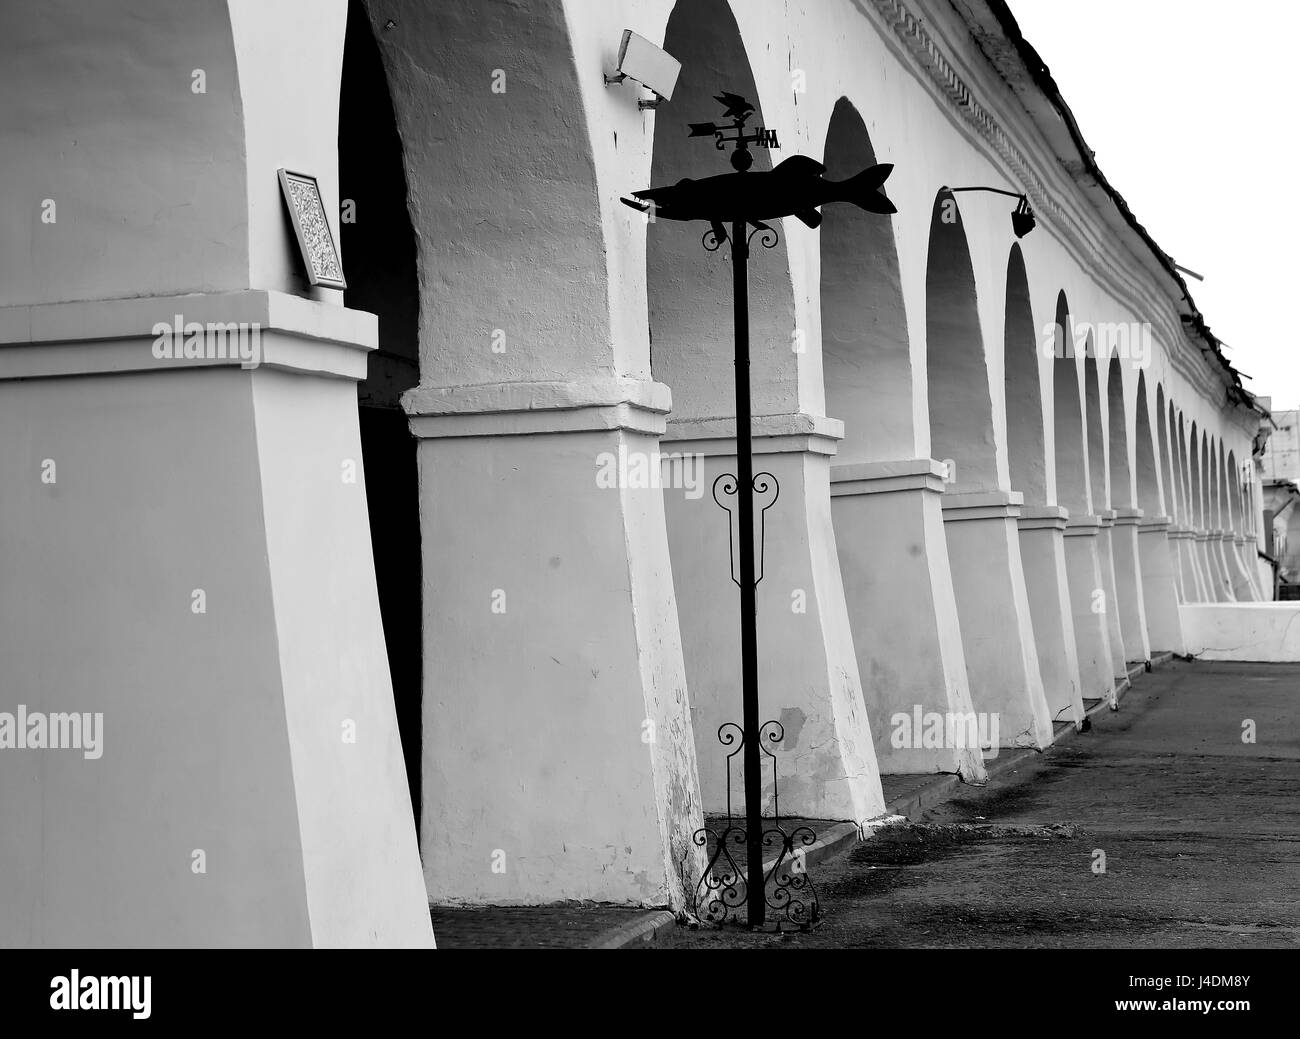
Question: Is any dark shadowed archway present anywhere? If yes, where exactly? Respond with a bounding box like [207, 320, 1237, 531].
[1178, 414, 1192, 526]
[927, 191, 996, 492]
[1004, 244, 1047, 503]
[1052, 293, 1088, 514]
[341, 0, 422, 826]
[1158, 388, 1177, 523]
[1084, 346, 1106, 512]
[1201, 431, 1211, 529]
[1227, 448, 1240, 532]
[1208, 438, 1220, 530]
[648, 0, 796, 420]
[1134, 375, 1160, 518]
[1218, 439, 1232, 530]
[821, 97, 910, 463]
[1107, 356, 1131, 509]
[1190, 422, 1204, 528]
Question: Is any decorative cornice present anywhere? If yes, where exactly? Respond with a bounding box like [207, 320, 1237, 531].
[859, 0, 1226, 412]
[867, 0, 1070, 243]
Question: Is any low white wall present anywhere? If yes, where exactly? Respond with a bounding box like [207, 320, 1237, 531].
[1181, 603, 1300, 662]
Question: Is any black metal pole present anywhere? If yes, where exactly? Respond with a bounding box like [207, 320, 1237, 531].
[731, 219, 764, 928]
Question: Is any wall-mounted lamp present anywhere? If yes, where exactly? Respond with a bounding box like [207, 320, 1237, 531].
[946, 185, 1036, 238]
[604, 30, 681, 109]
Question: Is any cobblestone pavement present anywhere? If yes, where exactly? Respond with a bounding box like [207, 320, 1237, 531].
[651, 660, 1300, 948]
[428, 905, 652, 949]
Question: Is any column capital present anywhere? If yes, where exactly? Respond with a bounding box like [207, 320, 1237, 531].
[0, 290, 376, 382]
[1017, 504, 1069, 531]
[664, 411, 844, 457]
[1112, 507, 1145, 526]
[1064, 514, 1103, 537]
[403, 377, 672, 438]
[940, 489, 1024, 522]
[830, 457, 946, 496]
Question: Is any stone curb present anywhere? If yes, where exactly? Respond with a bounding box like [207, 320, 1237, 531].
[598, 652, 1177, 946]
[588, 909, 677, 949]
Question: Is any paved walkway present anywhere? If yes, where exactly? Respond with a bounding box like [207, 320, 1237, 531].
[428, 905, 651, 949]
[653, 660, 1300, 948]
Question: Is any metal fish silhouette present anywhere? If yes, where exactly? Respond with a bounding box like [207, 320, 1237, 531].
[621, 155, 895, 234]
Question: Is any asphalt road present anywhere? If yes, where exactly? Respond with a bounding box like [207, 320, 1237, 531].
[657, 660, 1300, 948]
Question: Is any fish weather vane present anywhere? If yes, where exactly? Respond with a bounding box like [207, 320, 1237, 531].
[623, 93, 897, 930]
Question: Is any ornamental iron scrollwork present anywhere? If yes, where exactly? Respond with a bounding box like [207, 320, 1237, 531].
[689, 720, 820, 930]
[712, 472, 780, 589]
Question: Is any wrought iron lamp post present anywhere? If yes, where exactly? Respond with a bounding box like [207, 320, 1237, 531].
[624, 92, 896, 929]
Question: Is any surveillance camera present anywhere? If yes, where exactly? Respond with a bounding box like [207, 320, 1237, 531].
[605, 29, 681, 108]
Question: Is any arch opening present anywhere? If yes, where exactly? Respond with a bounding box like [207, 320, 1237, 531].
[926, 191, 996, 493]
[821, 97, 910, 463]
[1052, 293, 1088, 514]
[1228, 449, 1241, 532]
[1084, 345, 1105, 512]
[1158, 388, 1176, 522]
[1107, 356, 1132, 509]
[1004, 244, 1046, 503]
[1134, 375, 1159, 517]
[340, 0, 423, 825]
[649, 0, 796, 421]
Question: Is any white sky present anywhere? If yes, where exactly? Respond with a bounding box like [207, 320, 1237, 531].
[1007, 0, 1300, 410]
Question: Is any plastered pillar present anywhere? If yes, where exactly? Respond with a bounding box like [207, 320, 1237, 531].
[1231, 535, 1259, 601]
[1196, 532, 1224, 601]
[830, 459, 986, 781]
[403, 378, 706, 908]
[941, 492, 1054, 750]
[1138, 517, 1186, 653]
[1110, 508, 1152, 663]
[1016, 506, 1085, 728]
[662, 414, 885, 825]
[0, 291, 433, 948]
[1063, 517, 1117, 703]
[1096, 513, 1129, 674]
[1211, 532, 1238, 602]
[1172, 526, 1203, 602]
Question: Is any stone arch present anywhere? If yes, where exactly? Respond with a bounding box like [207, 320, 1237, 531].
[1208, 438, 1220, 530]
[1177, 413, 1191, 525]
[365, 0, 611, 386]
[1004, 244, 1046, 503]
[0, 1, 249, 305]
[821, 97, 910, 463]
[927, 191, 996, 493]
[1084, 345, 1106, 511]
[1201, 431, 1211, 529]
[1108, 356, 1132, 509]
[1052, 293, 1088, 514]
[648, 0, 796, 421]
[1157, 387, 1175, 520]
[1134, 375, 1159, 516]
[1190, 422, 1204, 528]
[1218, 438, 1233, 531]
[1228, 449, 1241, 531]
